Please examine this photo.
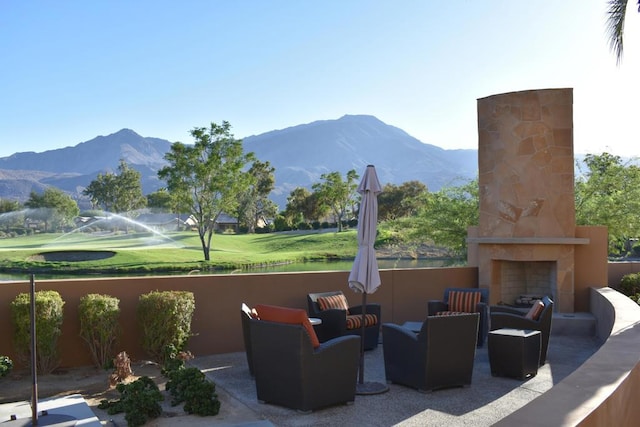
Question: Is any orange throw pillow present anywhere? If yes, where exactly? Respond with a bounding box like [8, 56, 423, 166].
[525, 300, 545, 320]
[254, 304, 320, 348]
[316, 294, 350, 311]
[449, 291, 481, 313]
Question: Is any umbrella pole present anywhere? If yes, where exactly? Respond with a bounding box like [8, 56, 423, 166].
[355, 291, 388, 395]
[358, 292, 366, 384]
[30, 274, 38, 425]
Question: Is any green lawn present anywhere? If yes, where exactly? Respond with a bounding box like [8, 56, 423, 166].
[0, 229, 359, 274]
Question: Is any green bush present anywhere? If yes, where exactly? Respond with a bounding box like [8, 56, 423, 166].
[10, 290, 64, 374]
[163, 345, 220, 417]
[166, 366, 221, 416]
[78, 293, 121, 369]
[0, 355, 13, 378]
[98, 376, 163, 427]
[137, 291, 195, 363]
[620, 273, 640, 297]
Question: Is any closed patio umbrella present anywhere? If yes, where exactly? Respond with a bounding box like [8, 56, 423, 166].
[348, 164, 388, 395]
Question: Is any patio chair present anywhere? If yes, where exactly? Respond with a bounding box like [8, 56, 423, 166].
[490, 295, 554, 366]
[382, 313, 479, 392]
[250, 304, 360, 412]
[307, 290, 381, 350]
[427, 287, 489, 346]
[240, 303, 257, 377]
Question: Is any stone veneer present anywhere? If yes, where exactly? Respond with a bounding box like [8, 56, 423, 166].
[472, 88, 586, 313]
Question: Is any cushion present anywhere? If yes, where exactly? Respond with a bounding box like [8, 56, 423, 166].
[316, 293, 350, 311]
[448, 290, 482, 313]
[346, 313, 378, 330]
[525, 299, 545, 320]
[254, 304, 320, 348]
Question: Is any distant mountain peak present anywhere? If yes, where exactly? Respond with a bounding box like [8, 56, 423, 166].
[337, 114, 383, 122]
[0, 115, 479, 210]
[112, 128, 140, 137]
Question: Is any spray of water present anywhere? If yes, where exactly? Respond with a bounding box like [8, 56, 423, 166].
[0, 208, 184, 249]
[44, 211, 184, 249]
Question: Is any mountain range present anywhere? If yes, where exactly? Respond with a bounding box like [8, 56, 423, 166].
[0, 115, 478, 210]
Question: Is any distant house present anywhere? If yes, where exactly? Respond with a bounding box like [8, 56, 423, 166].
[134, 213, 192, 231]
[73, 212, 239, 233]
[136, 212, 239, 233]
[213, 212, 239, 233]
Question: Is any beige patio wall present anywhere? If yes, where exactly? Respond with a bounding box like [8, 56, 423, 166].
[2, 264, 640, 425]
[0, 267, 477, 369]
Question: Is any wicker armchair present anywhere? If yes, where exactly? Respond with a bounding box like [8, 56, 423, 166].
[250, 312, 360, 412]
[307, 290, 381, 350]
[382, 313, 479, 392]
[490, 295, 554, 366]
[427, 287, 489, 346]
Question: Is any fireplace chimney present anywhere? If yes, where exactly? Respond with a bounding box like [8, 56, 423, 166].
[469, 88, 589, 313]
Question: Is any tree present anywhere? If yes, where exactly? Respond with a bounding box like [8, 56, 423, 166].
[237, 160, 278, 233]
[111, 160, 147, 214]
[606, 0, 640, 64]
[146, 188, 175, 212]
[414, 179, 478, 256]
[284, 187, 328, 227]
[312, 170, 359, 232]
[83, 159, 146, 215]
[0, 199, 23, 232]
[0, 199, 21, 214]
[575, 152, 640, 254]
[378, 181, 428, 221]
[158, 121, 255, 260]
[24, 188, 80, 232]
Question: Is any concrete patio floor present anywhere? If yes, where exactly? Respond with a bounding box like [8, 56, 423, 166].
[0, 331, 599, 426]
[190, 333, 599, 427]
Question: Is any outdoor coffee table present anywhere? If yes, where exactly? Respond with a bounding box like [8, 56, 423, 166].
[488, 328, 541, 380]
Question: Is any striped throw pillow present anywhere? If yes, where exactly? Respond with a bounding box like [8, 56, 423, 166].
[449, 291, 481, 313]
[525, 299, 545, 320]
[346, 314, 378, 330]
[317, 294, 349, 311]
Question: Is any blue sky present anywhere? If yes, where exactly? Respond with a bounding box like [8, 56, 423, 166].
[1, 0, 639, 159]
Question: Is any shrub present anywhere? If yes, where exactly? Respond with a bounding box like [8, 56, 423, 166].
[79, 293, 121, 369]
[0, 355, 13, 378]
[10, 290, 64, 374]
[273, 215, 289, 232]
[163, 345, 220, 417]
[166, 366, 221, 416]
[137, 291, 195, 363]
[98, 376, 163, 427]
[620, 273, 640, 297]
[297, 221, 311, 230]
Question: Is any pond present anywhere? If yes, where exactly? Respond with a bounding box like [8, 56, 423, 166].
[0, 258, 463, 282]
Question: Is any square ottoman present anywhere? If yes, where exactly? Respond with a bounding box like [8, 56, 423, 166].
[488, 328, 541, 380]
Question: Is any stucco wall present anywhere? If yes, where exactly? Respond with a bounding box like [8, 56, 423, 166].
[0, 267, 477, 369]
[494, 287, 640, 426]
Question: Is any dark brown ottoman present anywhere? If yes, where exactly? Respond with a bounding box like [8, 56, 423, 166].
[488, 328, 541, 380]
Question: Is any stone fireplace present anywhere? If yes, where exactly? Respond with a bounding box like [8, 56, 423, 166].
[466, 88, 602, 313]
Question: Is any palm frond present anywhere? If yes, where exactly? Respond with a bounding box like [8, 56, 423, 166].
[606, 0, 629, 65]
